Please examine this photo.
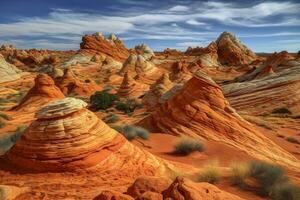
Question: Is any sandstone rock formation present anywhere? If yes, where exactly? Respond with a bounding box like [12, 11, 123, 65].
[94, 190, 134, 200]
[163, 177, 244, 200]
[119, 55, 157, 76]
[216, 32, 257, 65]
[7, 97, 177, 173]
[0, 53, 22, 83]
[80, 33, 130, 62]
[55, 68, 102, 96]
[13, 74, 65, 112]
[263, 51, 294, 68]
[142, 73, 174, 108]
[147, 71, 299, 170]
[135, 44, 155, 60]
[118, 72, 149, 98]
[169, 60, 193, 83]
[223, 59, 300, 116]
[61, 54, 92, 68]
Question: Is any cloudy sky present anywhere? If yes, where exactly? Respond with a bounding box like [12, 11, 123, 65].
[0, 0, 300, 52]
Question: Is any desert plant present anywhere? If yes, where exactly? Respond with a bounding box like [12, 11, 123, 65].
[230, 162, 251, 185]
[104, 113, 119, 123]
[173, 137, 204, 155]
[286, 137, 300, 145]
[115, 98, 142, 114]
[270, 182, 300, 200]
[250, 161, 287, 196]
[197, 161, 220, 184]
[272, 107, 292, 115]
[90, 90, 119, 110]
[113, 125, 150, 141]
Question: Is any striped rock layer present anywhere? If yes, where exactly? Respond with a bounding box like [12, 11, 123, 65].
[147, 72, 299, 170]
[7, 98, 176, 174]
[118, 72, 149, 98]
[0, 53, 22, 83]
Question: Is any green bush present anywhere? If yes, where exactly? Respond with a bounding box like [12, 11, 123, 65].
[286, 137, 300, 145]
[113, 125, 150, 141]
[230, 162, 251, 185]
[174, 138, 204, 155]
[270, 182, 300, 200]
[272, 108, 292, 115]
[197, 161, 220, 184]
[90, 90, 119, 110]
[115, 98, 142, 114]
[104, 113, 119, 123]
[250, 161, 287, 196]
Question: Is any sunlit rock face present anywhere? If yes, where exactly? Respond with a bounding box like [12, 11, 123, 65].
[135, 43, 155, 60]
[7, 97, 177, 173]
[118, 72, 149, 98]
[80, 33, 130, 62]
[13, 73, 65, 112]
[147, 71, 299, 170]
[0, 53, 22, 83]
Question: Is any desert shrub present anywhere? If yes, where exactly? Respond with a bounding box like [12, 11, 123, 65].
[197, 161, 220, 184]
[230, 162, 251, 185]
[113, 125, 150, 141]
[109, 124, 123, 132]
[270, 182, 300, 200]
[250, 161, 287, 196]
[272, 107, 292, 115]
[0, 113, 12, 120]
[104, 113, 119, 123]
[286, 137, 300, 145]
[115, 98, 142, 114]
[90, 90, 119, 110]
[174, 137, 204, 155]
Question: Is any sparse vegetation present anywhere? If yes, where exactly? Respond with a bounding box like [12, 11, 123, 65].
[173, 137, 204, 155]
[104, 113, 119, 123]
[286, 137, 300, 145]
[197, 161, 220, 184]
[112, 125, 150, 141]
[90, 90, 119, 110]
[115, 98, 142, 114]
[228, 161, 300, 199]
[271, 107, 292, 115]
[230, 162, 251, 186]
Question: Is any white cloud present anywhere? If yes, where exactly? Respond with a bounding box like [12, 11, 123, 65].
[169, 5, 189, 12]
[186, 19, 205, 25]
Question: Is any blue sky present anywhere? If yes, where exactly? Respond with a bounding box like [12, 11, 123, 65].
[0, 0, 299, 52]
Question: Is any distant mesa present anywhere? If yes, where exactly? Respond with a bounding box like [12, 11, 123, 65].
[7, 97, 177, 173]
[145, 71, 299, 170]
[13, 73, 65, 112]
[80, 32, 130, 62]
[0, 53, 23, 83]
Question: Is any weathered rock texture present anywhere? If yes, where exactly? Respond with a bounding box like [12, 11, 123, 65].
[119, 55, 157, 76]
[142, 73, 174, 108]
[169, 60, 193, 83]
[118, 72, 149, 98]
[0, 53, 22, 83]
[55, 68, 102, 96]
[7, 98, 177, 173]
[147, 71, 299, 170]
[13, 74, 65, 112]
[216, 32, 257, 65]
[135, 44, 155, 60]
[224, 60, 300, 116]
[80, 33, 130, 62]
